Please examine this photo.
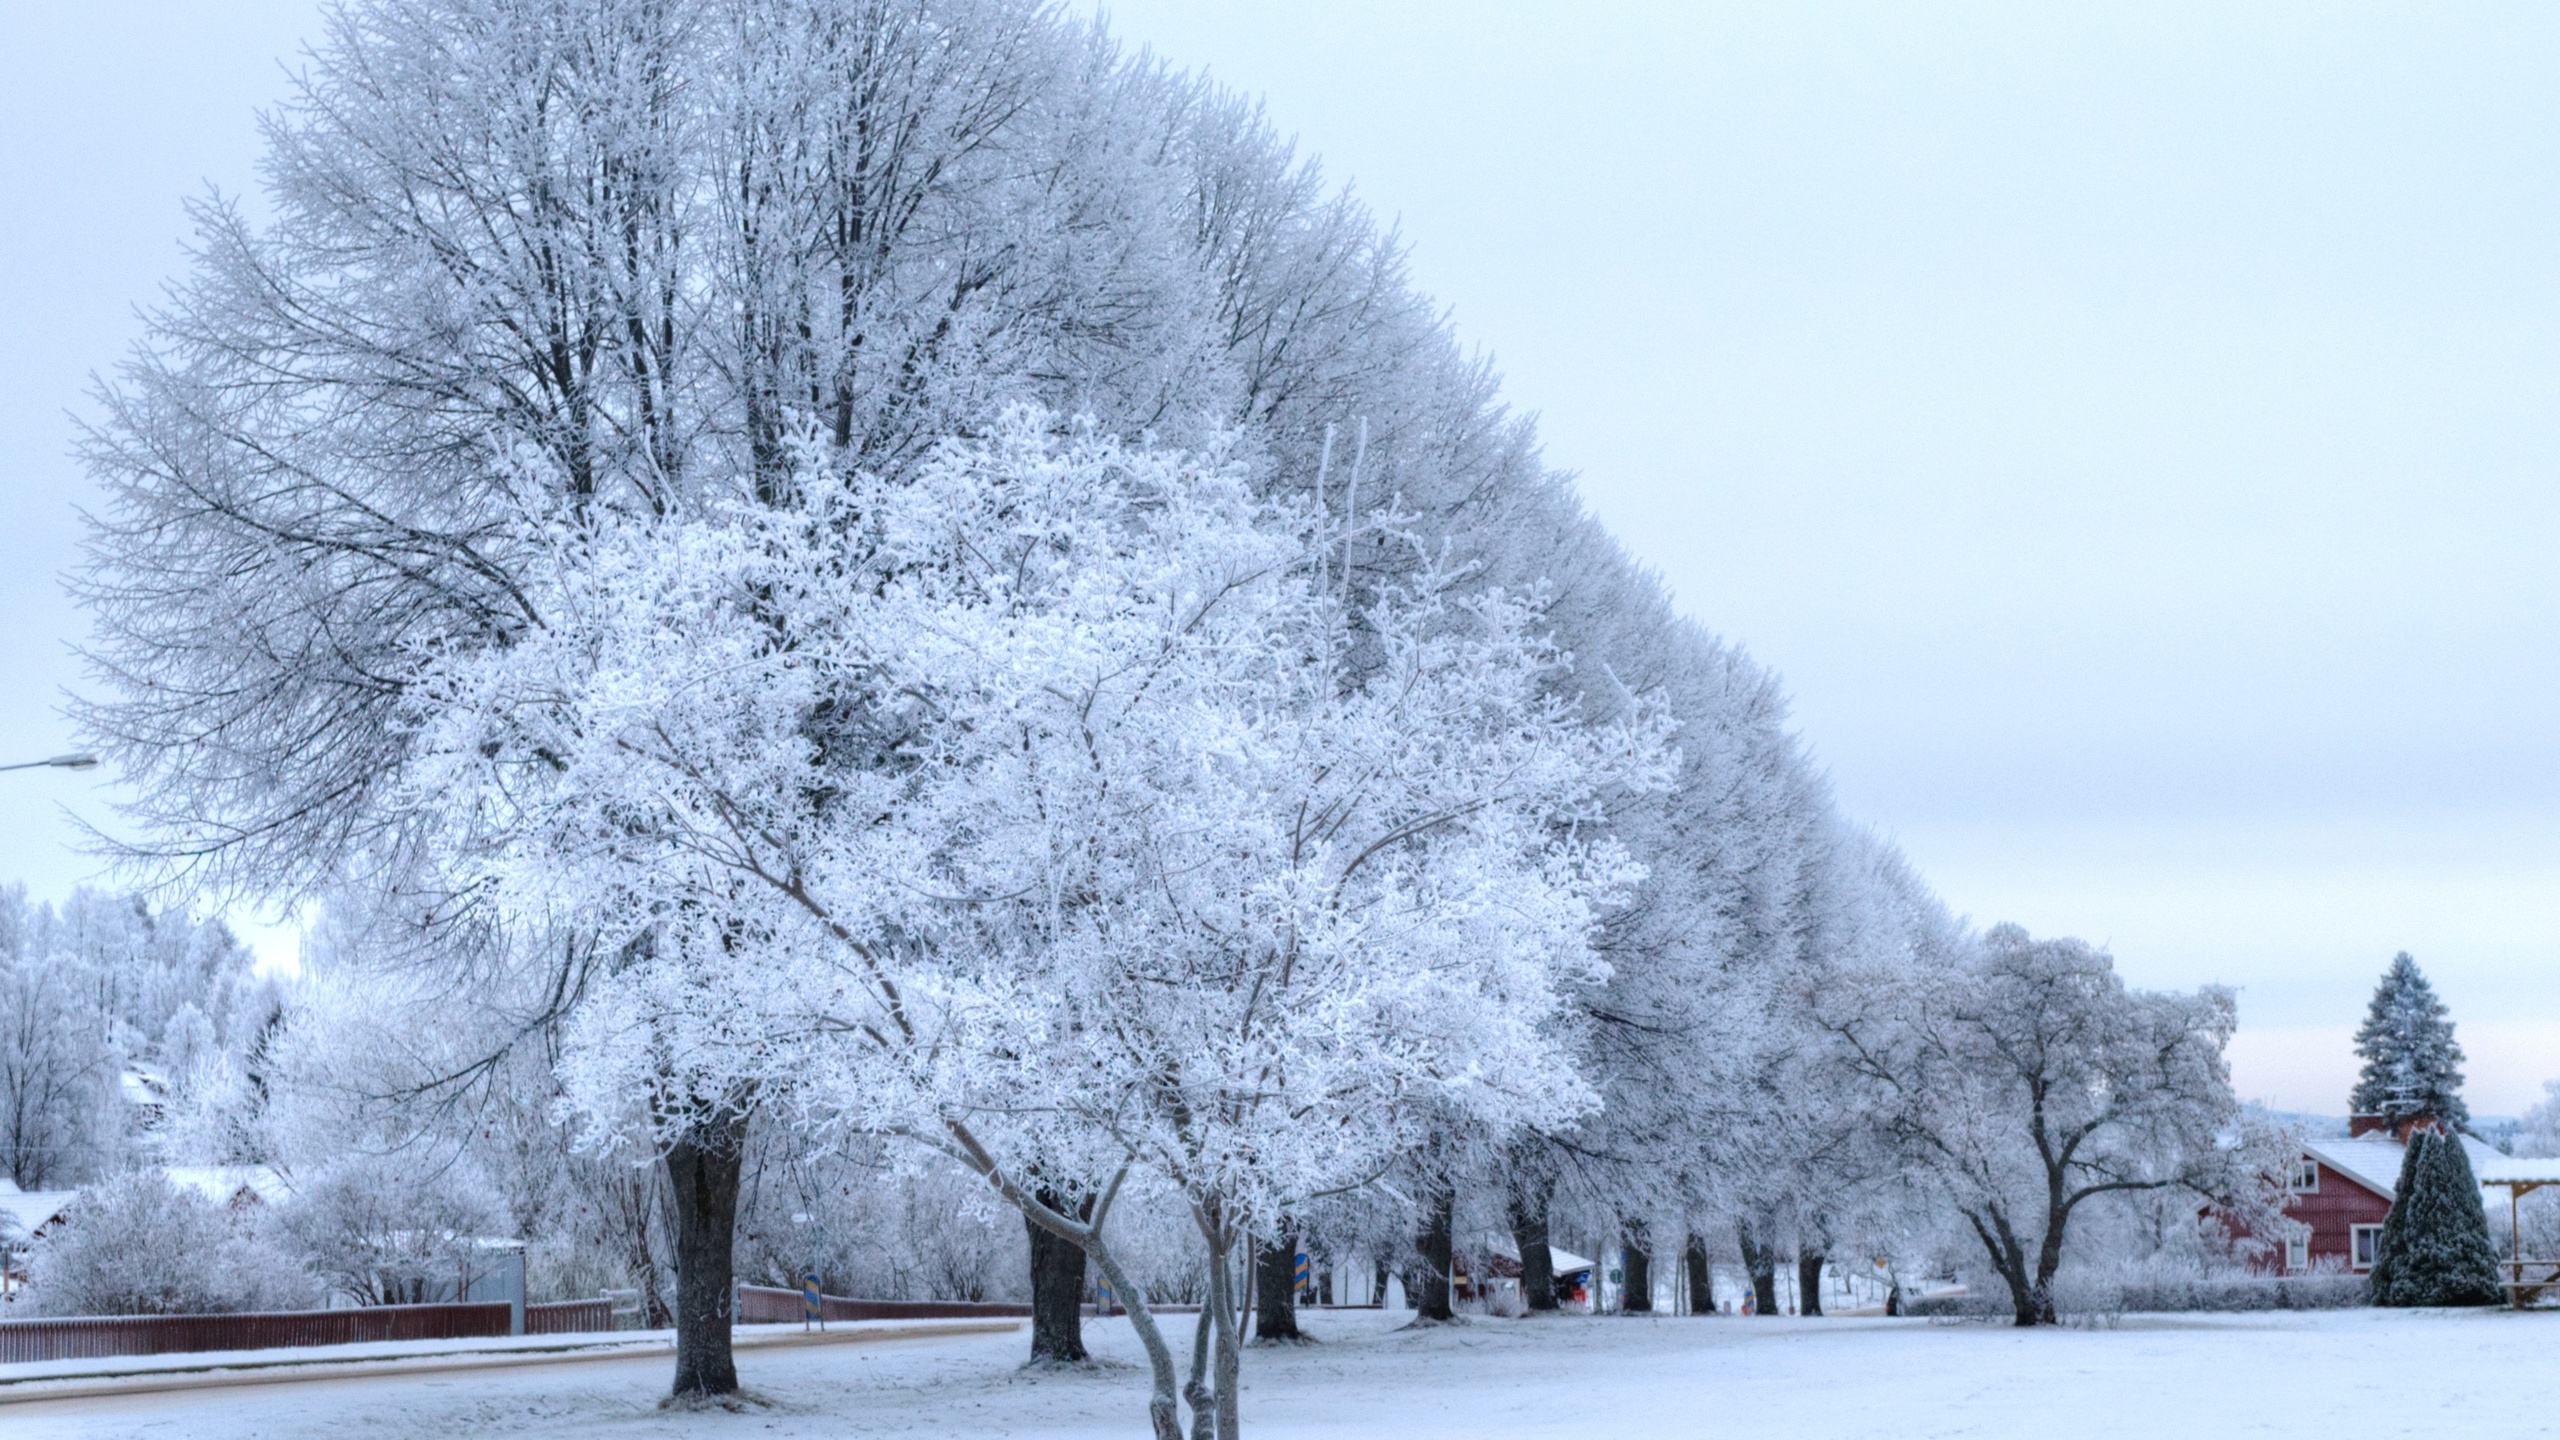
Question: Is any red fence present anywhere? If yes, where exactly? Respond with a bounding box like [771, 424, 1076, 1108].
[0, 1302, 512, 1365]
[736, 1285, 1030, 1325]
[525, 1299, 616, 1335]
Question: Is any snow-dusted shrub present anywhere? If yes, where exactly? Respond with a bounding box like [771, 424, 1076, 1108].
[2049, 1260, 2369, 1316]
[279, 1155, 506, 1305]
[1900, 1288, 2008, 1320]
[26, 1171, 319, 1315]
[735, 1150, 1027, 1303]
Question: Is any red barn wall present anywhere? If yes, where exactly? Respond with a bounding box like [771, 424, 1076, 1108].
[2285, 1162, 2392, 1269]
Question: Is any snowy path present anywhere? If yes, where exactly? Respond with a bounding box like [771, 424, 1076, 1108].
[7, 1307, 2555, 1439]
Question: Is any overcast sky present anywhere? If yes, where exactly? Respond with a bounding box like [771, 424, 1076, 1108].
[4, 1, 2556, 1114]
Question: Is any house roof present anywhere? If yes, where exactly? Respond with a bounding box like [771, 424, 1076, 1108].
[0, 1190, 77, 1241]
[2303, 1136, 2418, 1197]
[2304, 1133, 2526, 1200]
[163, 1165, 289, 1206]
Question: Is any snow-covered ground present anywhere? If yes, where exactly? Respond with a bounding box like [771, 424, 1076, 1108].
[8, 1307, 2556, 1439]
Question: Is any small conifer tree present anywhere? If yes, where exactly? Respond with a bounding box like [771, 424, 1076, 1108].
[2367, 1128, 2503, 1307]
[2349, 953, 2469, 1130]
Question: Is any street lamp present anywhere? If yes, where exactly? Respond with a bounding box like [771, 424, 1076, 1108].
[0, 754, 97, 773]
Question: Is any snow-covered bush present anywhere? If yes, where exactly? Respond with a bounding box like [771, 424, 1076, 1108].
[279, 1155, 506, 1306]
[26, 1171, 319, 1315]
[2046, 1255, 2369, 1316]
[735, 1147, 1028, 1304]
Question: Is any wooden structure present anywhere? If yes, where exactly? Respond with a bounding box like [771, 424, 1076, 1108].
[2473, 1156, 2560, 1309]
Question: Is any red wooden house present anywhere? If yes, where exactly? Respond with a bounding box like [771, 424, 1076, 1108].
[2262, 1117, 2509, 1274]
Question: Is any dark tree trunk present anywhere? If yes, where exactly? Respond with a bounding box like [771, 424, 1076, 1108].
[1965, 1206, 2049, 1327]
[1795, 1249, 1825, 1317]
[1028, 1190, 1090, 1364]
[1621, 1220, 1653, 1313]
[1737, 1219, 1779, 1318]
[1683, 1234, 1715, 1315]
[1510, 1189, 1558, 1312]
[1415, 1191, 1455, 1321]
[664, 1111, 749, 1398]
[1253, 1233, 1303, 1340]
[1372, 1258, 1390, 1309]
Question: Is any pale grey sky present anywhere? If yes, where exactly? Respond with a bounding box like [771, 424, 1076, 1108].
[5, 1, 2556, 1113]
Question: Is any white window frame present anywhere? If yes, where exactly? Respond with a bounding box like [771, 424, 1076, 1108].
[2351, 1224, 2384, 1271]
[2288, 1157, 2320, 1193]
[2284, 1234, 2309, 1272]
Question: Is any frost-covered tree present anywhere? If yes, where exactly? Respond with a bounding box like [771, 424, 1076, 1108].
[26, 1172, 319, 1316]
[1824, 924, 2262, 1326]
[410, 412, 1659, 1438]
[2349, 952, 2469, 1131]
[2518, 1081, 2560, 1159]
[0, 941, 115, 1189]
[73, 0, 1990, 1395]
[0, 886, 260, 1187]
[281, 1155, 507, 1305]
[74, 0, 1236, 1397]
[2368, 1127, 2502, 1307]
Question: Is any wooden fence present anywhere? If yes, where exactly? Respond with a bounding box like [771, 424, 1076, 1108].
[0, 1298, 621, 1365]
[525, 1298, 616, 1334]
[735, 1285, 1030, 1325]
[0, 1302, 511, 1364]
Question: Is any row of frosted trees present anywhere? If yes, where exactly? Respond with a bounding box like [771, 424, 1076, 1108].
[71, 2, 2263, 1434]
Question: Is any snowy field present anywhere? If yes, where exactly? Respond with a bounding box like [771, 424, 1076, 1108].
[8, 1307, 2557, 1440]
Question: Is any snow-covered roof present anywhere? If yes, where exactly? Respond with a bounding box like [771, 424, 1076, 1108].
[1482, 1231, 1596, 1278]
[117, 1068, 170, 1107]
[0, 1190, 77, 1240]
[164, 1165, 290, 1206]
[2304, 1133, 2521, 1199]
[2475, 1156, 2560, 1186]
[2303, 1136, 2414, 1196]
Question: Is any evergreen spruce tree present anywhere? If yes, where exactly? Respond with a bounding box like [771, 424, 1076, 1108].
[2367, 1128, 2504, 1307]
[2349, 952, 2469, 1129]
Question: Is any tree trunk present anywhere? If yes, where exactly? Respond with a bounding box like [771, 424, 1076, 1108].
[1415, 1189, 1455, 1321]
[664, 1111, 748, 1398]
[1737, 1219, 1779, 1318]
[1795, 1248, 1825, 1317]
[1966, 1207, 2047, 1327]
[1683, 1234, 1715, 1315]
[2031, 1192, 2070, 1326]
[1510, 1189, 1558, 1312]
[1085, 1235, 1184, 1440]
[1028, 1190, 1090, 1364]
[1185, 1279, 1215, 1440]
[1621, 1219, 1653, 1313]
[1253, 1232, 1303, 1340]
[1213, 1256, 1243, 1440]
